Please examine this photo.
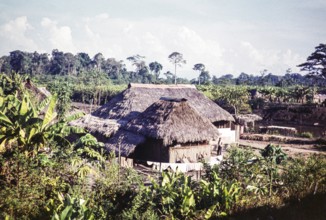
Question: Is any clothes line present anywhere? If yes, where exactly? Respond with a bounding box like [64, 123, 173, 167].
[146, 156, 223, 173]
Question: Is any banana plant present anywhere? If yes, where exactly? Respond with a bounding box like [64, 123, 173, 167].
[50, 193, 94, 220]
[199, 171, 241, 218]
[70, 133, 106, 179]
[0, 92, 84, 156]
[260, 144, 287, 196]
[150, 170, 196, 219]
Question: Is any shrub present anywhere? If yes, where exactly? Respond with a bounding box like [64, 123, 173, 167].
[283, 155, 326, 198]
[298, 132, 314, 139]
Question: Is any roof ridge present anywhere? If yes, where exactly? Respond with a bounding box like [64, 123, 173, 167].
[129, 83, 196, 89]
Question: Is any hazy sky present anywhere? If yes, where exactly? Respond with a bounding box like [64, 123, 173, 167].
[0, 0, 325, 79]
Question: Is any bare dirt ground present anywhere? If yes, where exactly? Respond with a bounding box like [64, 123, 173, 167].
[239, 139, 326, 157]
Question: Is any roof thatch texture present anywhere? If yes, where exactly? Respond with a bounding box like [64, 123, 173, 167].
[104, 130, 146, 157]
[37, 87, 51, 97]
[236, 114, 262, 124]
[69, 114, 120, 137]
[93, 83, 234, 123]
[124, 98, 220, 146]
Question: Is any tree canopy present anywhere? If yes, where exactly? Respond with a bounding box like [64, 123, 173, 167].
[168, 52, 186, 84]
[298, 43, 326, 78]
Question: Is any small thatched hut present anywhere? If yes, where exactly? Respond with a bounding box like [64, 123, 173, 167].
[106, 98, 220, 163]
[236, 114, 262, 133]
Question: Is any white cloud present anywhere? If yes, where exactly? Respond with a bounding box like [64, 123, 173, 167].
[40, 17, 75, 52]
[236, 41, 303, 75]
[282, 49, 303, 71]
[95, 13, 110, 20]
[0, 14, 308, 78]
[0, 16, 38, 52]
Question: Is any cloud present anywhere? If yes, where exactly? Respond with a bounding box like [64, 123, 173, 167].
[73, 15, 229, 78]
[40, 17, 75, 52]
[236, 41, 303, 74]
[0, 14, 307, 78]
[0, 16, 38, 52]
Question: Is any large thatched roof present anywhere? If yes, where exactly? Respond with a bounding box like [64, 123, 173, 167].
[105, 98, 221, 156]
[125, 98, 221, 145]
[93, 83, 234, 123]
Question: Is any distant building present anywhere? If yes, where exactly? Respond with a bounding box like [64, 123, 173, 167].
[313, 94, 326, 104]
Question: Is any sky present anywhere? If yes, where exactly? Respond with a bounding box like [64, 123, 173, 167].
[0, 0, 325, 79]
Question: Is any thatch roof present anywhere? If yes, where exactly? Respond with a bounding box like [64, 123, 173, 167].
[236, 114, 262, 125]
[104, 130, 146, 156]
[93, 83, 234, 123]
[124, 98, 220, 145]
[70, 114, 120, 137]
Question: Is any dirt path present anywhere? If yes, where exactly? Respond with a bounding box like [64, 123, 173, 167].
[239, 139, 326, 156]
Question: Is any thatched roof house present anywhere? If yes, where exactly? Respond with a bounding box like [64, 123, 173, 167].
[71, 83, 234, 138]
[93, 83, 234, 123]
[106, 98, 220, 162]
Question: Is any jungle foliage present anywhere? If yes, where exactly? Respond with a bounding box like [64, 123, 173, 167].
[2, 47, 326, 88]
[0, 76, 326, 219]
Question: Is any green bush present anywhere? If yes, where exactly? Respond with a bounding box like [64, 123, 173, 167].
[298, 132, 314, 138]
[283, 155, 326, 198]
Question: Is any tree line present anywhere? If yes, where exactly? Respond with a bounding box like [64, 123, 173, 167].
[1, 44, 326, 86]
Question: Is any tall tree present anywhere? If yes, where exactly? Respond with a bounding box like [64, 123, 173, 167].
[298, 43, 326, 78]
[93, 53, 105, 71]
[199, 70, 211, 85]
[236, 72, 250, 85]
[30, 52, 50, 75]
[9, 50, 32, 74]
[127, 55, 150, 83]
[104, 58, 125, 80]
[168, 52, 186, 85]
[149, 61, 163, 80]
[193, 63, 205, 85]
[64, 52, 77, 75]
[127, 54, 146, 72]
[49, 49, 65, 75]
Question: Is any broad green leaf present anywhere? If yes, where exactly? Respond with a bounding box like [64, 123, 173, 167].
[204, 205, 217, 219]
[60, 206, 73, 220]
[19, 95, 29, 116]
[51, 212, 60, 220]
[42, 95, 57, 130]
[0, 141, 6, 153]
[64, 112, 85, 123]
[35, 96, 51, 116]
[0, 111, 13, 126]
[0, 96, 4, 107]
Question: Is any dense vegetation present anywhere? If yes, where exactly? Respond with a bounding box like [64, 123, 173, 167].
[0, 44, 326, 219]
[2, 44, 326, 114]
[0, 74, 326, 219]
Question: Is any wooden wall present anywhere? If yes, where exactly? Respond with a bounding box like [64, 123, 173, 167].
[169, 144, 211, 163]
